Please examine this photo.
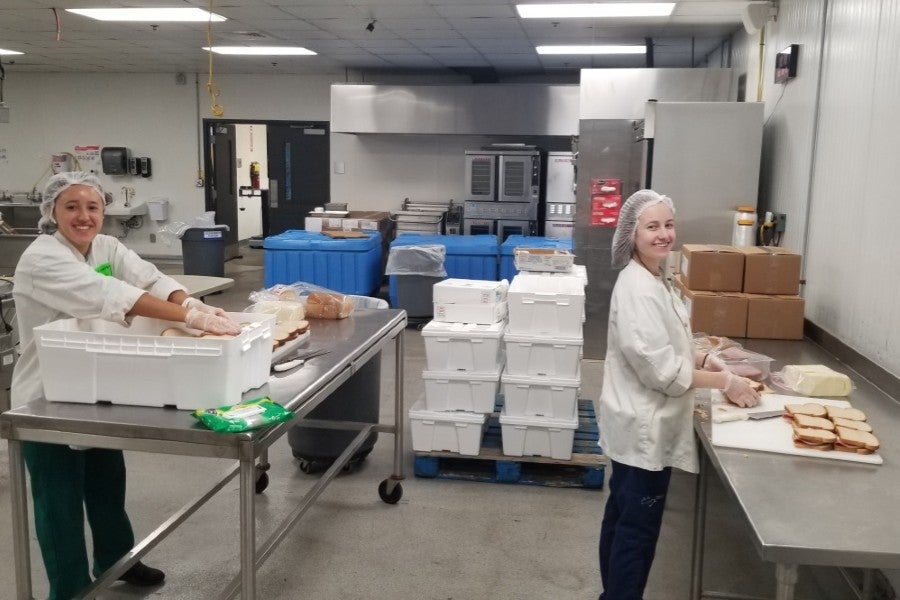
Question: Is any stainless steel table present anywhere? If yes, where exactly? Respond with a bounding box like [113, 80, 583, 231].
[690, 339, 900, 600]
[169, 274, 235, 299]
[1, 308, 407, 599]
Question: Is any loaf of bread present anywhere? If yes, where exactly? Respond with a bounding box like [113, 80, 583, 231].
[305, 292, 354, 319]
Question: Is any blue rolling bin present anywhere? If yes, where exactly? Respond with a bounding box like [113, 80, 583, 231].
[263, 230, 383, 295]
[387, 234, 499, 308]
[499, 235, 574, 281]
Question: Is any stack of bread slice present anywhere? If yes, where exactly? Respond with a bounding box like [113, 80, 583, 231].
[784, 403, 879, 454]
[272, 319, 310, 350]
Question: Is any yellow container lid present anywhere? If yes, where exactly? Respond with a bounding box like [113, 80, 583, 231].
[737, 219, 756, 225]
[735, 205, 757, 212]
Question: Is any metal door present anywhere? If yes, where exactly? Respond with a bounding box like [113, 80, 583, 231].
[266, 122, 330, 237]
[207, 123, 240, 260]
[463, 218, 495, 236]
[497, 219, 535, 241]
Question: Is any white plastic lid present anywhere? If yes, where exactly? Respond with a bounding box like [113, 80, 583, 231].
[501, 367, 581, 387]
[503, 330, 583, 345]
[509, 274, 585, 295]
[499, 406, 578, 428]
[409, 398, 487, 423]
[434, 278, 509, 293]
[423, 368, 502, 381]
[421, 320, 506, 338]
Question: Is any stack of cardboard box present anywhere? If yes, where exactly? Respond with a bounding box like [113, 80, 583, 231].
[674, 244, 804, 340]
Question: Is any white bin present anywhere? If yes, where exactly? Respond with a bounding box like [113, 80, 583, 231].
[423, 368, 500, 412]
[501, 369, 580, 418]
[433, 300, 507, 325]
[507, 275, 584, 336]
[409, 399, 487, 456]
[33, 312, 274, 410]
[499, 406, 578, 460]
[504, 331, 582, 378]
[422, 320, 505, 373]
[433, 278, 509, 304]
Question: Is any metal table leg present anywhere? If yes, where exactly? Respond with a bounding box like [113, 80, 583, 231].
[775, 563, 798, 600]
[690, 448, 709, 600]
[239, 456, 257, 599]
[9, 440, 33, 600]
[392, 329, 405, 481]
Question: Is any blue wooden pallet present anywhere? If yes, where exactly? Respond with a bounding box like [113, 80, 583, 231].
[414, 399, 606, 490]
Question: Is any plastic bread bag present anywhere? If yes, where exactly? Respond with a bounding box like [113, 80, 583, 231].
[305, 291, 354, 319]
[691, 332, 741, 353]
[770, 364, 854, 397]
[193, 397, 294, 433]
[245, 300, 306, 323]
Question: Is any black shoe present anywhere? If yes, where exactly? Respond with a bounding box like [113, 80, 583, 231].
[118, 562, 165, 587]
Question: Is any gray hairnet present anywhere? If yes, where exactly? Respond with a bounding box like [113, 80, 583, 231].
[610, 189, 675, 269]
[38, 172, 106, 234]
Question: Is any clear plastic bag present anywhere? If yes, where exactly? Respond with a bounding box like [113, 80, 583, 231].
[385, 245, 447, 277]
[157, 221, 190, 246]
[770, 365, 854, 397]
[247, 282, 355, 320]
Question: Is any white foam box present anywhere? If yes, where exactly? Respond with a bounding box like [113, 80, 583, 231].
[506, 275, 584, 336]
[499, 405, 578, 460]
[33, 312, 274, 410]
[423, 367, 501, 412]
[422, 320, 505, 373]
[501, 368, 580, 418]
[432, 278, 509, 305]
[513, 248, 576, 272]
[409, 398, 487, 456]
[504, 331, 582, 378]
[433, 300, 507, 325]
[515, 264, 587, 287]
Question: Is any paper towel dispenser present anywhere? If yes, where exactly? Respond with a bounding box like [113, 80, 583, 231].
[101, 147, 130, 175]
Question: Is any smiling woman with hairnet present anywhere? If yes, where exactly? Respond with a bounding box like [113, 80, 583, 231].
[597, 190, 759, 600]
[12, 171, 242, 599]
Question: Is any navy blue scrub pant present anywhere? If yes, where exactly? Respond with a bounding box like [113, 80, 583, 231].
[23, 442, 135, 600]
[598, 460, 672, 600]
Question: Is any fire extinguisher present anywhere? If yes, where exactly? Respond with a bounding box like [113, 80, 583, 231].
[249, 161, 261, 189]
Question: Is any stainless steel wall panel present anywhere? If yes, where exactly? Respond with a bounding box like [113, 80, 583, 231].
[331, 84, 580, 135]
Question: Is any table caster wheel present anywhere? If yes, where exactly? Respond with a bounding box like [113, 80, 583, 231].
[255, 471, 269, 494]
[378, 479, 402, 504]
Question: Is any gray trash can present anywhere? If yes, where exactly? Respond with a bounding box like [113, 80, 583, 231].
[181, 227, 226, 277]
[288, 295, 389, 474]
[386, 245, 446, 321]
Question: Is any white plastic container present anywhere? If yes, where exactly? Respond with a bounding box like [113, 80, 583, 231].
[507, 275, 584, 336]
[513, 248, 575, 272]
[501, 369, 580, 418]
[504, 331, 582, 378]
[423, 368, 501, 412]
[33, 312, 274, 410]
[422, 320, 505, 373]
[515, 264, 587, 287]
[499, 406, 578, 460]
[433, 278, 509, 304]
[433, 300, 507, 325]
[409, 399, 487, 456]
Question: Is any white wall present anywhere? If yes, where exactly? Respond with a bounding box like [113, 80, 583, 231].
[234, 124, 267, 240]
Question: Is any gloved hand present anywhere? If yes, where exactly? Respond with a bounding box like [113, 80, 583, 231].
[704, 354, 728, 372]
[723, 372, 761, 408]
[185, 308, 242, 335]
[182, 297, 228, 317]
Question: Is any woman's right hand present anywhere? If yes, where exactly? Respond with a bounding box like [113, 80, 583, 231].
[723, 372, 761, 408]
[185, 308, 242, 335]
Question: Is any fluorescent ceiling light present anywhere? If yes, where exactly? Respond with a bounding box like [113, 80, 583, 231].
[518, 3, 675, 18]
[537, 45, 646, 54]
[204, 46, 316, 56]
[66, 8, 226, 22]
[0, 49, 25, 55]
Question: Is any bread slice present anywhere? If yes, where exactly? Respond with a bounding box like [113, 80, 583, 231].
[831, 417, 873, 433]
[792, 414, 835, 431]
[835, 426, 879, 452]
[825, 406, 866, 422]
[793, 439, 834, 451]
[784, 403, 827, 418]
[792, 426, 836, 450]
[833, 444, 875, 455]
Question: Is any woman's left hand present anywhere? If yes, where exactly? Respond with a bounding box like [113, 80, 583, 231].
[182, 297, 228, 318]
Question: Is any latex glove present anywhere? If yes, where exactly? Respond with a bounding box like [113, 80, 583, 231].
[182, 297, 228, 317]
[723, 372, 761, 408]
[705, 354, 728, 372]
[185, 308, 242, 335]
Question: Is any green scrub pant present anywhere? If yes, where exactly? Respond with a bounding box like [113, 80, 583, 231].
[23, 442, 135, 600]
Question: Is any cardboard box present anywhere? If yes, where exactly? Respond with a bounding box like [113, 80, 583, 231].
[675, 276, 748, 337]
[745, 294, 805, 340]
[739, 246, 801, 295]
[680, 244, 744, 292]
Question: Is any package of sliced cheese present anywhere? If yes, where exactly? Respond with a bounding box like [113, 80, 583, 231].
[246, 300, 305, 323]
[776, 364, 853, 397]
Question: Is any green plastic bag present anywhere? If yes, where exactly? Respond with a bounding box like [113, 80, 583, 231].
[193, 397, 294, 433]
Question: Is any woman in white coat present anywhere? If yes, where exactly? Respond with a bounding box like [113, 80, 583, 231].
[597, 190, 759, 600]
[12, 172, 242, 599]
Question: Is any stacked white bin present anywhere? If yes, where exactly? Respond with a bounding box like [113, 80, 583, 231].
[409, 279, 508, 456]
[500, 270, 586, 460]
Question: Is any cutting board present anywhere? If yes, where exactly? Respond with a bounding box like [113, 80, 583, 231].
[711, 392, 883, 465]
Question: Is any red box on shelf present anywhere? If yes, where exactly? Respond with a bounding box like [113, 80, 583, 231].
[591, 195, 621, 210]
[590, 178, 621, 195]
[591, 207, 620, 226]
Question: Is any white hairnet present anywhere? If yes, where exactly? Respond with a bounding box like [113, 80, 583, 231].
[38, 171, 106, 234]
[610, 189, 675, 269]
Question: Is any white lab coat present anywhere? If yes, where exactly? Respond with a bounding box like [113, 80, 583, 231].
[11, 232, 186, 407]
[598, 259, 698, 473]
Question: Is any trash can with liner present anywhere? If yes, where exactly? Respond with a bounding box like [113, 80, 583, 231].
[181, 225, 228, 277]
[287, 295, 389, 474]
[384, 244, 447, 324]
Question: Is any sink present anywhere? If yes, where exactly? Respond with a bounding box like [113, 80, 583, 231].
[105, 202, 147, 218]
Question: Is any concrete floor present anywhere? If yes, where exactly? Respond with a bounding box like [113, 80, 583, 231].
[0, 244, 857, 599]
